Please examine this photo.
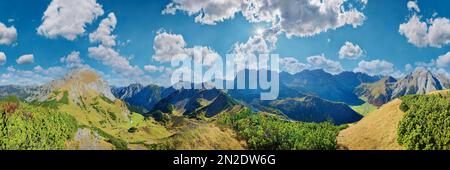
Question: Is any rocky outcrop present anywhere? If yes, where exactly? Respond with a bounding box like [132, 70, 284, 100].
[356, 68, 450, 106]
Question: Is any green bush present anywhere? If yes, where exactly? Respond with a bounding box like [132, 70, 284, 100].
[218, 109, 339, 150]
[90, 126, 128, 150]
[150, 110, 170, 123]
[0, 100, 78, 150]
[398, 94, 450, 150]
[128, 127, 138, 133]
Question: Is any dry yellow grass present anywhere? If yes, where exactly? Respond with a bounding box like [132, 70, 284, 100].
[337, 99, 405, 150]
[162, 122, 246, 150]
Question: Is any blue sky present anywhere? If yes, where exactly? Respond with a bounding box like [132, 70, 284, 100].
[0, 0, 450, 86]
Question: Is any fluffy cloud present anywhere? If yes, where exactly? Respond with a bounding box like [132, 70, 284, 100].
[152, 31, 220, 67]
[427, 18, 450, 48]
[152, 32, 187, 62]
[0, 22, 17, 45]
[339, 41, 364, 59]
[60, 51, 85, 68]
[16, 54, 34, 64]
[164, 0, 367, 37]
[88, 45, 143, 77]
[233, 27, 280, 56]
[34, 65, 65, 76]
[144, 65, 166, 72]
[0, 66, 55, 85]
[0, 52, 6, 65]
[37, 0, 104, 40]
[436, 52, 450, 68]
[163, 0, 242, 25]
[306, 55, 343, 74]
[407, 1, 420, 12]
[88, 13, 144, 80]
[354, 60, 395, 76]
[89, 13, 117, 47]
[228, 27, 281, 71]
[279, 55, 344, 74]
[399, 1, 450, 48]
[399, 15, 428, 47]
[280, 57, 310, 74]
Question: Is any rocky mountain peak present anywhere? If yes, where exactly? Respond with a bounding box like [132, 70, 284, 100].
[391, 68, 443, 98]
[27, 68, 116, 102]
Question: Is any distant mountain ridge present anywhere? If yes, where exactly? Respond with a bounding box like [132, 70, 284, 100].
[356, 68, 450, 106]
[281, 69, 381, 105]
[111, 84, 164, 113]
[150, 85, 240, 118]
[266, 96, 362, 125]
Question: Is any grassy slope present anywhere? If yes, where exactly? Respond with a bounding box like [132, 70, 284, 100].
[40, 88, 172, 149]
[350, 97, 378, 116]
[337, 99, 404, 150]
[149, 105, 247, 150]
[339, 89, 450, 150]
[158, 122, 246, 150]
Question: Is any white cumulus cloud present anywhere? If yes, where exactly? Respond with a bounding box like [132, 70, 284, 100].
[163, 0, 242, 25]
[144, 65, 166, 72]
[16, 54, 34, 64]
[354, 59, 395, 76]
[60, 51, 85, 68]
[163, 0, 367, 38]
[88, 45, 143, 77]
[407, 1, 420, 12]
[37, 0, 104, 40]
[88, 13, 145, 80]
[339, 41, 364, 59]
[436, 52, 450, 68]
[399, 1, 450, 48]
[280, 57, 310, 74]
[0, 22, 17, 45]
[89, 13, 117, 47]
[306, 54, 343, 74]
[34, 65, 65, 76]
[152, 31, 220, 67]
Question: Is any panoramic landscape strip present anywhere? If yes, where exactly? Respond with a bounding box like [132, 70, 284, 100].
[0, 0, 450, 151]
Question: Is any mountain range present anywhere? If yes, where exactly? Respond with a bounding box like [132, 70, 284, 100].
[3, 68, 447, 126]
[356, 68, 450, 106]
[1, 67, 450, 150]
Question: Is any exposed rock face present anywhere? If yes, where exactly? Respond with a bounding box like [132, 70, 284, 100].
[67, 128, 114, 150]
[436, 72, 450, 89]
[0, 85, 38, 99]
[355, 77, 397, 107]
[27, 68, 116, 103]
[356, 68, 450, 106]
[391, 69, 443, 99]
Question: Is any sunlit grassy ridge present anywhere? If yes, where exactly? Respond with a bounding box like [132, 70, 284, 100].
[350, 97, 378, 116]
